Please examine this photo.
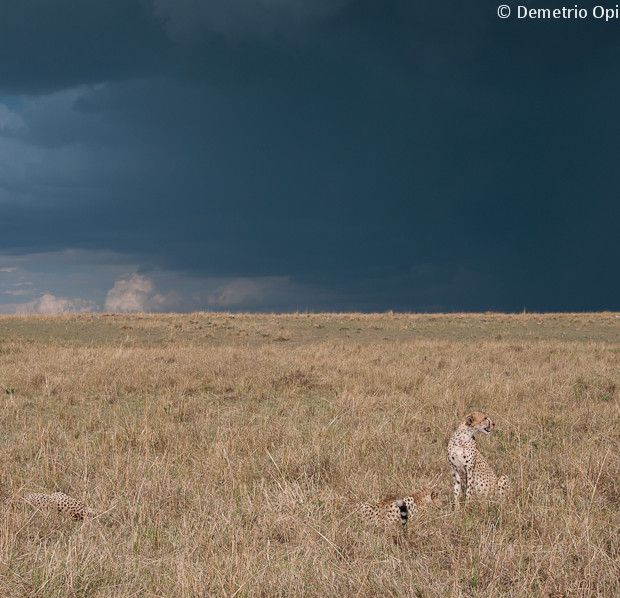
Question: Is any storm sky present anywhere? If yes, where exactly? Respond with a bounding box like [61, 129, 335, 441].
[1, 1, 618, 313]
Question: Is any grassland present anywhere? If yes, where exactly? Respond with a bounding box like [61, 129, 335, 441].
[0, 312, 618, 597]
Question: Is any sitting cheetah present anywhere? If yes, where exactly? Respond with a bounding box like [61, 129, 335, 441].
[448, 412, 510, 509]
[360, 487, 442, 529]
[25, 492, 96, 521]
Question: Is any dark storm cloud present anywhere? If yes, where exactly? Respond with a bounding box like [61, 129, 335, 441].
[0, 1, 619, 312]
[149, 0, 355, 39]
[0, 0, 170, 95]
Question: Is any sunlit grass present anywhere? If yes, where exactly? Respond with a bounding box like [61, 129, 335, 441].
[0, 313, 618, 596]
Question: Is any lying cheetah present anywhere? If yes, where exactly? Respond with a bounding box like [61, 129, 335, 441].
[448, 412, 510, 509]
[360, 487, 442, 529]
[402, 487, 443, 514]
[25, 492, 96, 521]
[360, 498, 408, 529]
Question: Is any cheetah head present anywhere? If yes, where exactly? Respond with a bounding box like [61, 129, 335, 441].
[416, 487, 443, 509]
[464, 412, 495, 436]
[423, 488, 443, 509]
[430, 489, 442, 508]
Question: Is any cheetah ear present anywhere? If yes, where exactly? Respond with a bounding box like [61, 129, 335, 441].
[465, 414, 474, 426]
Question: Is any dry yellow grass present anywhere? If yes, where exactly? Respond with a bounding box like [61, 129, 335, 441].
[0, 312, 618, 597]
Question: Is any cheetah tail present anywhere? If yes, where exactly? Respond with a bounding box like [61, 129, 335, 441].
[395, 499, 408, 527]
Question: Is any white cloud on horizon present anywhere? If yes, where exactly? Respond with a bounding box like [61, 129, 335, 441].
[16, 293, 99, 314]
[103, 273, 178, 313]
[0, 249, 337, 314]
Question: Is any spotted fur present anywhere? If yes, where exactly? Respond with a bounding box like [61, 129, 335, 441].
[26, 492, 95, 521]
[448, 412, 510, 509]
[360, 498, 408, 529]
[360, 487, 442, 529]
[402, 487, 443, 514]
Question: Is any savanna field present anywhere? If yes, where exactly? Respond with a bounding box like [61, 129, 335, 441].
[0, 313, 618, 597]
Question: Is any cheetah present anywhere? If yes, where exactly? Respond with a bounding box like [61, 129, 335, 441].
[360, 497, 409, 529]
[447, 412, 510, 509]
[402, 487, 443, 514]
[25, 492, 96, 521]
[359, 487, 442, 529]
